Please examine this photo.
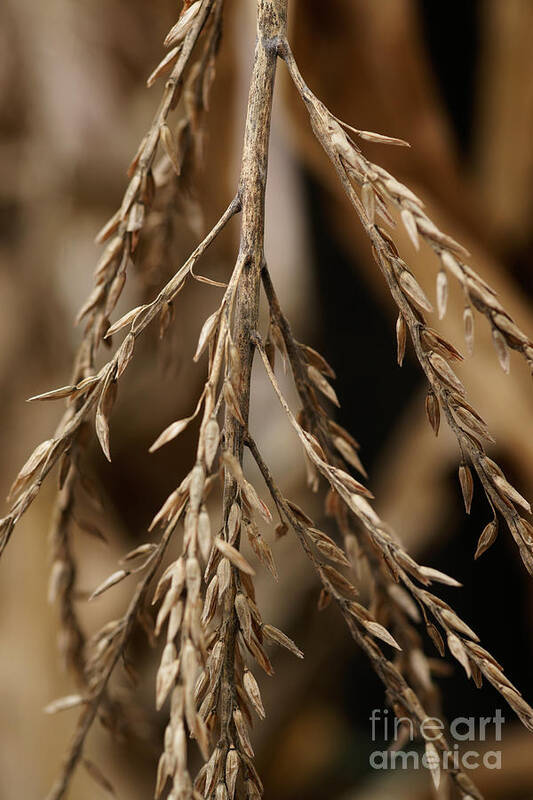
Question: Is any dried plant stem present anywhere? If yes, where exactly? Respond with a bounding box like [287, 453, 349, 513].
[218, 0, 287, 777]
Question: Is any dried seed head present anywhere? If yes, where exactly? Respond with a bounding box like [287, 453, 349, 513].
[436, 269, 448, 320]
[475, 521, 498, 560]
[44, 694, 85, 715]
[194, 311, 219, 362]
[242, 480, 272, 523]
[150, 417, 191, 453]
[307, 365, 339, 407]
[215, 539, 255, 576]
[198, 508, 212, 563]
[396, 313, 407, 366]
[186, 557, 201, 604]
[458, 463, 474, 514]
[243, 668, 265, 719]
[493, 475, 531, 513]
[441, 609, 478, 641]
[399, 270, 433, 313]
[156, 643, 179, 709]
[401, 207, 419, 250]
[419, 566, 462, 587]
[492, 328, 510, 374]
[223, 381, 245, 425]
[362, 182, 375, 224]
[225, 748, 239, 800]
[204, 417, 220, 471]
[164, 1, 201, 48]
[463, 306, 475, 355]
[262, 624, 303, 658]
[425, 392, 440, 436]
[215, 783, 228, 800]
[216, 557, 231, 601]
[321, 564, 359, 600]
[189, 463, 205, 513]
[363, 620, 401, 650]
[147, 46, 181, 88]
[233, 708, 254, 758]
[235, 593, 253, 644]
[358, 129, 410, 147]
[426, 623, 445, 657]
[447, 633, 471, 678]
[202, 575, 219, 626]
[89, 569, 129, 601]
[428, 352, 465, 395]
[95, 377, 117, 462]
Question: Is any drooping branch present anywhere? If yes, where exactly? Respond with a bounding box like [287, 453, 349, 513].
[280, 39, 533, 574]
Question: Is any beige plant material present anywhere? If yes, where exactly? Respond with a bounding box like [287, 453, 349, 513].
[1, 2, 533, 800]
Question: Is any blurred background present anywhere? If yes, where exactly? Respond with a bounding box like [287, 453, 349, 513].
[0, 1, 532, 798]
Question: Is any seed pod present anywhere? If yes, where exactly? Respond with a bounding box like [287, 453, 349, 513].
[262, 624, 303, 658]
[492, 328, 510, 373]
[428, 352, 465, 395]
[447, 633, 471, 678]
[399, 270, 433, 312]
[463, 306, 475, 355]
[493, 475, 531, 513]
[436, 269, 448, 320]
[147, 46, 181, 88]
[362, 182, 375, 224]
[307, 365, 339, 406]
[419, 566, 462, 587]
[425, 392, 440, 436]
[396, 313, 406, 366]
[358, 129, 411, 148]
[235, 593, 253, 644]
[194, 311, 219, 362]
[401, 207, 419, 250]
[215, 538, 255, 576]
[95, 377, 117, 462]
[475, 520, 498, 559]
[441, 609, 478, 641]
[9, 438, 54, 498]
[164, 1, 201, 48]
[217, 558, 231, 601]
[426, 623, 445, 657]
[89, 569, 129, 601]
[321, 564, 359, 600]
[363, 620, 401, 650]
[189, 463, 205, 513]
[150, 417, 191, 453]
[204, 417, 220, 470]
[202, 575, 219, 626]
[155, 643, 179, 709]
[458, 463, 474, 514]
[225, 747, 240, 800]
[44, 694, 85, 715]
[234, 708, 254, 758]
[198, 508, 212, 562]
[243, 668, 265, 719]
[223, 381, 245, 425]
[160, 123, 182, 175]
